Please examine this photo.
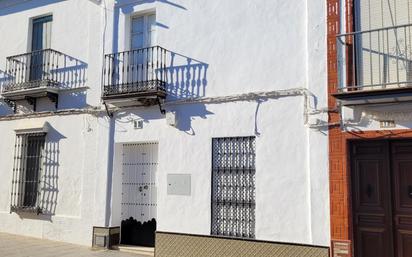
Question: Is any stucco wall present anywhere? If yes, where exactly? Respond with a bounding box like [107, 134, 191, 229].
[0, 113, 112, 245]
[0, 0, 104, 111]
[0, 0, 330, 248]
[108, 0, 329, 247]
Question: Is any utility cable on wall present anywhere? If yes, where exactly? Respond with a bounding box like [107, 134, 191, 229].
[0, 88, 337, 129]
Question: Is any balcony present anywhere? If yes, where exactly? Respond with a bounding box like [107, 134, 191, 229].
[334, 24, 412, 105]
[1, 49, 84, 111]
[102, 46, 168, 108]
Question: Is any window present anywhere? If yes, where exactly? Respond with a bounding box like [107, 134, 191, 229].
[10, 133, 46, 214]
[211, 137, 256, 239]
[131, 13, 156, 50]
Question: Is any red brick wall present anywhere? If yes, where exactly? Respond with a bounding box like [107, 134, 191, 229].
[327, 0, 412, 249]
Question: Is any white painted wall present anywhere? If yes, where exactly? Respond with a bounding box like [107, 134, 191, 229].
[0, 0, 110, 246]
[342, 104, 412, 131]
[109, 0, 330, 247]
[0, 0, 330, 248]
[0, 113, 112, 246]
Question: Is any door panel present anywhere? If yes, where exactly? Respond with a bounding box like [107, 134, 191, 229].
[396, 230, 412, 257]
[391, 142, 412, 257]
[351, 141, 394, 257]
[358, 228, 387, 257]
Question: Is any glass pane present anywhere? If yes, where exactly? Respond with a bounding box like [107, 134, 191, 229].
[147, 31, 156, 47]
[132, 16, 144, 33]
[131, 33, 144, 49]
[148, 14, 156, 31]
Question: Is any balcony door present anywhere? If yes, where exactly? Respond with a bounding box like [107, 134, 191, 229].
[353, 0, 412, 89]
[129, 14, 156, 85]
[30, 15, 52, 82]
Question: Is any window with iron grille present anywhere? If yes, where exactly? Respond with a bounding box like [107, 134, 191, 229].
[211, 137, 256, 239]
[10, 133, 46, 214]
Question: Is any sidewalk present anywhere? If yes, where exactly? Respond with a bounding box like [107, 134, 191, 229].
[0, 232, 148, 257]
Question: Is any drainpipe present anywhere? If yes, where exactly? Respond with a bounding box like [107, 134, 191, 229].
[104, 114, 115, 227]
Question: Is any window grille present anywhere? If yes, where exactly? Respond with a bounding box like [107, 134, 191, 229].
[10, 133, 46, 214]
[211, 137, 256, 239]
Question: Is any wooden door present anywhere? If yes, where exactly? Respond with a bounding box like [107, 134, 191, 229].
[120, 142, 158, 247]
[391, 142, 412, 257]
[350, 141, 394, 257]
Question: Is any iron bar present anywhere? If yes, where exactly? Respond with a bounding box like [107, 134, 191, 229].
[103, 46, 168, 97]
[4, 49, 63, 92]
[337, 23, 412, 92]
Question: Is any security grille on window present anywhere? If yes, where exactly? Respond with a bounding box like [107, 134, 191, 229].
[211, 137, 256, 239]
[10, 133, 46, 214]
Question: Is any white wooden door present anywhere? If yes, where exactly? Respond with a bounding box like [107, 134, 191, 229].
[121, 142, 158, 246]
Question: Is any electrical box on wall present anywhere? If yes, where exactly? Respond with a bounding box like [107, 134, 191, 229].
[166, 111, 177, 127]
[133, 120, 144, 129]
[167, 174, 191, 196]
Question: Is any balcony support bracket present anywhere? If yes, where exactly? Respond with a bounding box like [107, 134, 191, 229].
[3, 99, 16, 113]
[157, 97, 166, 115]
[104, 102, 113, 118]
[25, 96, 37, 112]
[46, 92, 59, 109]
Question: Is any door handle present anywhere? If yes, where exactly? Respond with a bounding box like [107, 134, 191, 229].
[408, 186, 412, 198]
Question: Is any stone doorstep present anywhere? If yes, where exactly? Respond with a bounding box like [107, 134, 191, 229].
[113, 245, 155, 256]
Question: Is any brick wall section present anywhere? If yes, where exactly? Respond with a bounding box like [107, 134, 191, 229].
[327, 0, 412, 247]
[327, 0, 349, 240]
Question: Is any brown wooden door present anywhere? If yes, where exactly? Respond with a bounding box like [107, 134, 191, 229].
[351, 140, 412, 257]
[351, 141, 394, 257]
[391, 142, 412, 257]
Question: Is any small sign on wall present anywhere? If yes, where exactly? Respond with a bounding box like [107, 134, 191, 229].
[379, 120, 396, 128]
[331, 240, 351, 257]
[167, 174, 191, 196]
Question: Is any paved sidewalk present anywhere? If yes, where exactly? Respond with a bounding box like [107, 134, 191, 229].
[0, 233, 147, 257]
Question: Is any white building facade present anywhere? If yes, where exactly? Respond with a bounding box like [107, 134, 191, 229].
[0, 0, 330, 256]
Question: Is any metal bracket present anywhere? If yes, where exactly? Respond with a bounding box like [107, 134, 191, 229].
[104, 102, 113, 118]
[157, 97, 166, 115]
[3, 99, 16, 113]
[46, 92, 59, 109]
[25, 96, 37, 111]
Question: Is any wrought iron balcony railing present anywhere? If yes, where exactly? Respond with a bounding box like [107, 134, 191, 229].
[3, 49, 65, 92]
[103, 46, 168, 100]
[337, 24, 412, 93]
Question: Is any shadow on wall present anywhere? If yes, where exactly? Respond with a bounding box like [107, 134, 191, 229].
[116, 103, 214, 136]
[53, 53, 88, 90]
[115, 0, 186, 11]
[165, 51, 209, 101]
[0, 0, 66, 16]
[170, 104, 214, 135]
[0, 70, 13, 115]
[18, 125, 65, 220]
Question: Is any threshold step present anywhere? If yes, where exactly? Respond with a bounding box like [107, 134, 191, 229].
[114, 245, 155, 256]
